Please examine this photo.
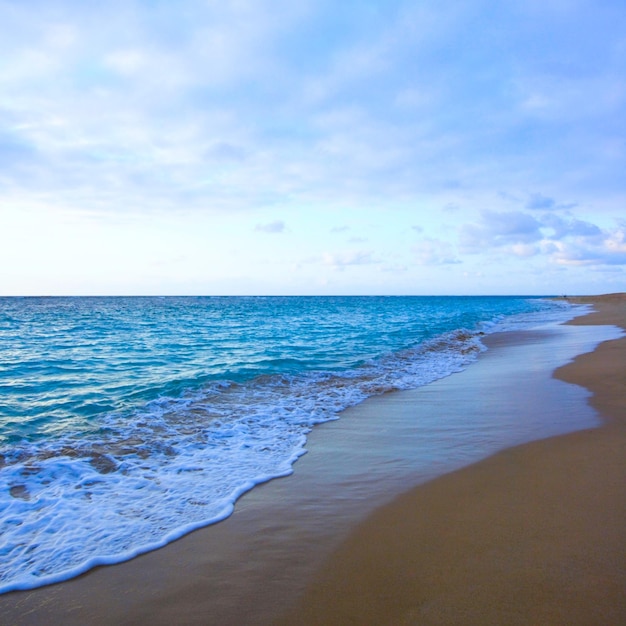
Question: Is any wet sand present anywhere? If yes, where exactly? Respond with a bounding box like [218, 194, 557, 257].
[281, 294, 626, 625]
[1, 295, 624, 625]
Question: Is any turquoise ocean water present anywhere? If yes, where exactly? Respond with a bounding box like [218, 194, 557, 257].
[0, 296, 579, 592]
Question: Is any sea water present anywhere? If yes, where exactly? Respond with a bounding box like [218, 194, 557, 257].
[0, 296, 582, 592]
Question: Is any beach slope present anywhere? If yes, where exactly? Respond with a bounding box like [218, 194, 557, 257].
[280, 294, 626, 625]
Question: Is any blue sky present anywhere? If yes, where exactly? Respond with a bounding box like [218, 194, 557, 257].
[1, 0, 624, 295]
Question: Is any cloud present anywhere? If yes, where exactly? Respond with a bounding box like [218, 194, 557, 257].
[0, 0, 316, 214]
[254, 220, 286, 233]
[525, 193, 578, 211]
[460, 210, 626, 267]
[2, 0, 623, 220]
[459, 211, 543, 253]
[540, 214, 603, 241]
[1, 0, 624, 295]
[548, 222, 626, 266]
[412, 238, 460, 265]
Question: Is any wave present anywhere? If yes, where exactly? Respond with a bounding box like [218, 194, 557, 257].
[0, 299, 584, 593]
[0, 323, 493, 592]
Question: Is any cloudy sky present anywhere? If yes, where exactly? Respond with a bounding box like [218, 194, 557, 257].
[1, 0, 624, 295]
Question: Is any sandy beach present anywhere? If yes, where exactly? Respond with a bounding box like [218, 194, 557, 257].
[1, 295, 624, 625]
[281, 294, 626, 625]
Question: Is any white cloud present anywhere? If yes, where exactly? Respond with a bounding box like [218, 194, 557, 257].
[548, 222, 626, 266]
[459, 210, 626, 268]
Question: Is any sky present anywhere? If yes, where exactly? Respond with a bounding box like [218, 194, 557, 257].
[0, 0, 625, 295]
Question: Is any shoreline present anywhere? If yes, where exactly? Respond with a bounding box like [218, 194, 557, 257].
[1, 296, 623, 624]
[279, 294, 626, 625]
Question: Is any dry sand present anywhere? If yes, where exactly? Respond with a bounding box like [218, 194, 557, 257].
[280, 294, 626, 625]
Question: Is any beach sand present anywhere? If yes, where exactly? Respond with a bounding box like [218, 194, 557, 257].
[1, 295, 624, 625]
[280, 294, 626, 625]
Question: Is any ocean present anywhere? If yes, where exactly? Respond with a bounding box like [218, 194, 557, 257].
[0, 295, 584, 592]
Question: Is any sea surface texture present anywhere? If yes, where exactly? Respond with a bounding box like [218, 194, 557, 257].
[0, 296, 577, 592]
